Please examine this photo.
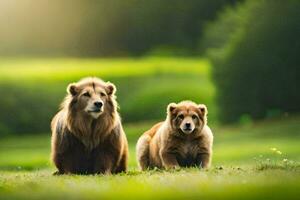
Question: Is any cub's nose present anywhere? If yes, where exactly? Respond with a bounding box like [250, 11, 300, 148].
[185, 123, 191, 128]
[94, 101, 103, 108]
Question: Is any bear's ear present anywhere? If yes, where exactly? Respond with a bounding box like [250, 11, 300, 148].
[167, 103, 177, 114]
[67, 83, 78, 96]
[198, 104, 207, 117]
[106, 82, 116, 96]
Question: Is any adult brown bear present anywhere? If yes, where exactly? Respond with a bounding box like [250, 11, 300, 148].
[136, 101, 213, 170]
[51, 77, 128, 174]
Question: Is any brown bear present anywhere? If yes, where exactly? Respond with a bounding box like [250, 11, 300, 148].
[51, 77, 128, 175]
[136, 100, 213, 170]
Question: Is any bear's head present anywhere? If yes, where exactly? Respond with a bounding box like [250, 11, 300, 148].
[67, 77, 116, 119]
[167, 101, 207, 135]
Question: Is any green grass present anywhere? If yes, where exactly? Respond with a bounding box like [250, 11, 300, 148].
[0, 116, 299, 199]
[1, 168, 299, 200]
[0, 57, 210, 81]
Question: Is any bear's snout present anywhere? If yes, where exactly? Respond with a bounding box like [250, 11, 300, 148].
[185, 123, 191, 129]
[94, 101, 103, 109]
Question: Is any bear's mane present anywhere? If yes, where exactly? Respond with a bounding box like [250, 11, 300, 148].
[61, 78, 120, 150]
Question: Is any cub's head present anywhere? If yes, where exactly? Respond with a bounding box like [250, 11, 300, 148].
[66, 77, 116, 119]
[167, 101, 207, 134]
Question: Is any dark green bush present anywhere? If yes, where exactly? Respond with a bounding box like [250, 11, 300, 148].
[0, 82, 64, 135]
[207, 0, 300, 123]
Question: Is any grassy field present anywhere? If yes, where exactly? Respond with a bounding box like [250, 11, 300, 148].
[0, 116, 299, 199]
[0, 57, 299, 199]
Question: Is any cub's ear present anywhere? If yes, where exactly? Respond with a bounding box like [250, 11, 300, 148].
[106, 82, 116, 96]
[167, 102, 177, 114]
[198, 104, 207, 116]
[67, 83, 78, 96]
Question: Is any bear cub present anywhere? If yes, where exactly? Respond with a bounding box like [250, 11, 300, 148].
[136, 100, 213, 170]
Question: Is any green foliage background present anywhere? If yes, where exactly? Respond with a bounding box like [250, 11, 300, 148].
[1, 0, 299, 128]
[0, 58, 215, 135]
[205, 0, 300, 122]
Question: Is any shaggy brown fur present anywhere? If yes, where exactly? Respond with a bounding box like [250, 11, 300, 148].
[51, 77, 128, 175]
[136, 101, 213, 170]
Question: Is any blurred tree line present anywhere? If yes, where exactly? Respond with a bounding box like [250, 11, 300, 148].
[0, 0, 240, 56]
[202, 0, 300, 123]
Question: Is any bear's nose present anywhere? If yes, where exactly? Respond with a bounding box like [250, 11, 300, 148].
[185, 123, 191, 128]
[94, 101, 103, 108]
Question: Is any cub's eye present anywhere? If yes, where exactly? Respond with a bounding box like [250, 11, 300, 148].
[178, 114, 184, 119]
[192, 115, 197, 120]
[100, 92, 106, 97]
[83, 92, 90, 97]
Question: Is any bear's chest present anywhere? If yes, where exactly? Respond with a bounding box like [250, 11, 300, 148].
[175, 140, 199, 167]
[181, 140, 199, 155]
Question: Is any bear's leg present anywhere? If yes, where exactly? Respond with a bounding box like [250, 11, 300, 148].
[114, 152, 128, 173]
[93, 151, 117, 174]
[53, 147, 90, 175]
[52, 153, 65, 175]
[196, 152, 211, 169]
[160, 150, 180, 169]
[53, 152, 77, 174]
[136, 135, 151, 170]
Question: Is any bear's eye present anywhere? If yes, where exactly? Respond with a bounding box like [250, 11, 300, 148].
[178, 114, 184, 119]
[83, 92, 90, 97]
[192, 115, 197, 120]
[100, 92, 106, 97]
